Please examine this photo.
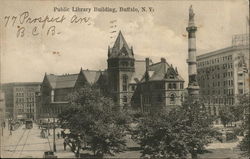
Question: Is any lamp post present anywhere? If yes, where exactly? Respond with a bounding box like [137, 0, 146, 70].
[50, 106, 56, 152]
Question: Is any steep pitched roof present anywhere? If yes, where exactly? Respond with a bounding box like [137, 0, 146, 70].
[129, 60, 147, 84]
[46, 74, 57, 88]
[46, 74, 78, 89]
[81, 70, 103, 85]
[109, 31, 134, 58]
[147, 62, 168, 81]
[141, 59, 184, 82]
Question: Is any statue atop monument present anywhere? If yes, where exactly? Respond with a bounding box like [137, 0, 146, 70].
[189, 5, 195, 20]
[188, 5, 195, 26]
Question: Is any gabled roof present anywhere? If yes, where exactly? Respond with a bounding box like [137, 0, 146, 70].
[46, 74, 57, 88]
[129, 60, 147, 84]
[109, 31, 134, 58]
[46, 73, 78, 89]
[141, 59, 184, 82]
[81, 70, 104, 85]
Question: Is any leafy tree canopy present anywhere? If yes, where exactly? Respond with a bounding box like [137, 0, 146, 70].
[132, 99, 218, 159]
[58, 85, 131, 157]
[238, 93, 250, 157]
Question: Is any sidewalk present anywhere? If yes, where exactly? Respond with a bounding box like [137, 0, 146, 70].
[47, 128, 76, 158]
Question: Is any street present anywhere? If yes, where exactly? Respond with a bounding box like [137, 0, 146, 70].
[1, 123, 75, 158]
[1, 121, 248, 158]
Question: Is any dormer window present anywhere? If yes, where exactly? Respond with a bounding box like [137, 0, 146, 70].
[169, 74, 174, 79]
[121, 52, 127, 56]
[121, 61, 128, 67]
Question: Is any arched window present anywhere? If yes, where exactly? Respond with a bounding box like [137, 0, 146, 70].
[168, 83, 172, 89]
[170, 94, 175, 104]
[173, 83, 176, 89]
[122, 74, 128, 91]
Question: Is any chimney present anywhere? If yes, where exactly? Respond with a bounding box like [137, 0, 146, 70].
[145, 58, 150, 71]
[108, 46, 111, 57]
[161, 58, 166, 63]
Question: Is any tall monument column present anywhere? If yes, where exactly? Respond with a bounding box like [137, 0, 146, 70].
[186, 5, 199, 96]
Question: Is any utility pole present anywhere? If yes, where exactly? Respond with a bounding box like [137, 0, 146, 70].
[30, 102, 32, 120]
[0, 126, 1, 159]
[53, 113, 56, 152]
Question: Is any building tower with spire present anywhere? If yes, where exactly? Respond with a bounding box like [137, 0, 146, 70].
[186, 5, 200, 96]
[107, 31, 135, 109]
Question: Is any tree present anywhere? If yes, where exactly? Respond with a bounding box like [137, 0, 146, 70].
[132, 99, 217, 159]
[58, 85, 130, 157]
[218, 106, 235, 127]
[238, 93, 250, 157]
[239, 133, 250, 157]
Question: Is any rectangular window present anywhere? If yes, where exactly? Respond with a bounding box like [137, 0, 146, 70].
[122, 74, 128, 91]
[239, 89, 243, 94]
[173, 83, 176, 89]
[123, 85, 127, 91]
[131, 85, 135, 91]
[180, 83, 184, 89]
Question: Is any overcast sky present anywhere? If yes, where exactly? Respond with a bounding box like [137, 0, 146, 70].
[0, 0, 249, 85]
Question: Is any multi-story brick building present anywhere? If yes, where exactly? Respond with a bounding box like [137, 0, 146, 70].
[2, 82, 41, 120]
[0, 91, 6, 123]
[38, 70, 108, 118]
[131, 58, 185, 112]
[197, 34, 249, 118]
[38, 31, 185, 118]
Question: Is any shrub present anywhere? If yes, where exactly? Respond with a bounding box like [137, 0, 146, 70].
[226, 131, 237, 141]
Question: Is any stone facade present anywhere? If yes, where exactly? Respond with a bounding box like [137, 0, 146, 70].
[197, 34, 249, 118]
[38, 31, 185, 118]
[38, 70, 107, 118]
[1, 83, 41, 120]
[0, 91, 5, 123]
[131, 58, 185, 112]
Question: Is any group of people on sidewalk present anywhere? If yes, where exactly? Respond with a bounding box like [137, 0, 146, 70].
[61, 130, 84, 157]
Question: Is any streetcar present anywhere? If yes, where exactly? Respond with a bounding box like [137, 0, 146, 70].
[25, 120, 33, 129]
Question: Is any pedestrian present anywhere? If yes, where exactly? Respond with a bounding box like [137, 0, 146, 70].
[57, 132, 60, 139]
[71, 142, 76, 153]
[63, 140, 67, 151]
[61, 130, 65, 138]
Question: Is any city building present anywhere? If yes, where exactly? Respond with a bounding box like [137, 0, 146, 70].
[131, 58, 185, 112]
[37, 70, 107, 118]
[197, 34, 249, 117]
[0, 91, 5, 121]
[38, 31, 185, 118]
[0, 91, 6, 129]
[1, 82, 41, 120]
